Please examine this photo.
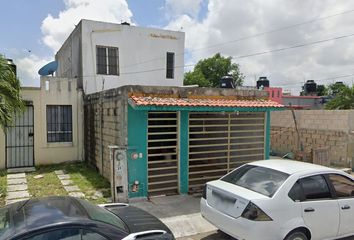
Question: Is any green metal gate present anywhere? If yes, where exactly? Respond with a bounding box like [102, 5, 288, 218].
[188, 112, 265, 192]
[147, 112, 179, 196]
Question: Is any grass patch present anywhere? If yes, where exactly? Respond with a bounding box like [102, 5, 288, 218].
[26, 162, 111, 204]
[0, 170, 7, 206]
[27, 166, 67, 198]
[64, 163, 111, 204]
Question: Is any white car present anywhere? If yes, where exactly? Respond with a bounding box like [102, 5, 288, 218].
[200, 160, 354, 240]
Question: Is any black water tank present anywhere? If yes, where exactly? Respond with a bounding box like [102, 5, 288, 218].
[121, 22, 130, 26]
[6, 59, 16, 76]
[332, 81, 345, 95]
[256, 76, 270, 89]
[219, 75, 235, 89]
[304, 80, 317, 94]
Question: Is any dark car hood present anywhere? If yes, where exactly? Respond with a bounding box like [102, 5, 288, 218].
[105, 206, 172, 234]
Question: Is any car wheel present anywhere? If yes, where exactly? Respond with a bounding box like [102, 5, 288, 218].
[284, 231, 308, 240]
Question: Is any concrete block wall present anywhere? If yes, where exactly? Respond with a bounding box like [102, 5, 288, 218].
[84, 94, 127, 180]
[271, 110, 354, 167]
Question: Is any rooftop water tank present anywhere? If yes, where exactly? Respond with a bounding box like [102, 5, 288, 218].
[6, 59, 16, 76]
[304, 80, 317, 95]
[219, 75, 235, 89]
[256, 76, 269, 89]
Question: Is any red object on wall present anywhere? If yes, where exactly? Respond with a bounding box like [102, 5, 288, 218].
[264, 87, 283, 104]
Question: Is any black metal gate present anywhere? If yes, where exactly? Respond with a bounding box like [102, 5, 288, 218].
[6, 105, 34, 168]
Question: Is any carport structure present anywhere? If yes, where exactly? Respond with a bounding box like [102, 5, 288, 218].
[84, 85, 283, 201]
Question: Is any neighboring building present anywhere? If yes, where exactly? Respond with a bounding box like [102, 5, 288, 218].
[256, 77, 282, 104]
[0, 77, 84, 170]
[264, 87, 282, 104]
[84, 85, 283, 202]
[256, 77, 326, 109]
[55, 19, 185, 94]
[282, 95, 323, 109]
[263, 86, 324, 109]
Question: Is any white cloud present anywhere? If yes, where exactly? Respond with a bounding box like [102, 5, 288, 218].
[16, 55, 51, 87]
[165, 0, 354, 94]
[41, 0, 133, 52]
[165, 0, 203, 19]
[16, 0, 133, 86]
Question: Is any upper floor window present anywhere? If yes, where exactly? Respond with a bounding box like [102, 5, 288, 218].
[166, 52, 175, 79]
[96, 46, 119, 75]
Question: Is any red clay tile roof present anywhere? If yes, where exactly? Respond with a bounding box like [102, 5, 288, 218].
[130, 95, 283, 108]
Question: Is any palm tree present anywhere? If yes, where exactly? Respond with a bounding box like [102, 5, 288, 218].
[325, 84, 354, 109]
[0, 55, 24, 130]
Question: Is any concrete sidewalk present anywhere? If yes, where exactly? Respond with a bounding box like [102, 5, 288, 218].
[130, 195, 216, 238]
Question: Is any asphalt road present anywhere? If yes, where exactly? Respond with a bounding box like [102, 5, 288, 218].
[177, 231, 354, 240]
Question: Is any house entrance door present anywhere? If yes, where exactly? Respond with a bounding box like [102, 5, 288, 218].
[6, 105, 34, 168]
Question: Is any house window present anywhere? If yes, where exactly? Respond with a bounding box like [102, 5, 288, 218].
[166, 52, 175, 79]
[96, 46, 119, 75]
[47, 105, 72, 142]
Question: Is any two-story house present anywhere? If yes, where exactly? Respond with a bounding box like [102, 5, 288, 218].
[55, 19, 185, 94]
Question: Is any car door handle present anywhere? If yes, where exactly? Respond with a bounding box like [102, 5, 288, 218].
[304, 208, 315, 212]
[341, 205, 350, 210]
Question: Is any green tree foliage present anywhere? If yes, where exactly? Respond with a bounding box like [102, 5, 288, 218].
[184, 68, 210, 87]
[327, 82, 347, 96]
[316, 85, 328, 96]
[325, 84, 354, 109]
[183, 53, 245, 87]
[0, 55, 24, 130]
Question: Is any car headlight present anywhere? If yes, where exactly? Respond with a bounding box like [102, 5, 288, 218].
[241, 202, 272, 221]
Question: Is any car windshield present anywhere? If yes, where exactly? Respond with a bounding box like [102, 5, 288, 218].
[221, 164, 289, 197]
[76, 199, 129, 232]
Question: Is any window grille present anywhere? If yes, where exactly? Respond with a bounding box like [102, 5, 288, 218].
[96, 46, 119, 75]
[47, 105, 72, 142]
[166, 52, 175, 79]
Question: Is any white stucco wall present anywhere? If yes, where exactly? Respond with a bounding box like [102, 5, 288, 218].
[55, 26, 82, 87]
[0, 77, 84, 169]
[56, 19, 185, 94]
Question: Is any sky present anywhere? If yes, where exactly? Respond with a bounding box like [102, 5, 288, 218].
[1, 0, 354, 94]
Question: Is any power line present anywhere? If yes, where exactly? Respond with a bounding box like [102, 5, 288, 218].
[120, 8, 354, 69]
[117, 32, 354, 75]
[234, 33, 354, 59]
[189, 9, 354, 54]
[77, 31, 354, 78]
[78, 31, 354, 79]
[280, 73, 354, 87]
